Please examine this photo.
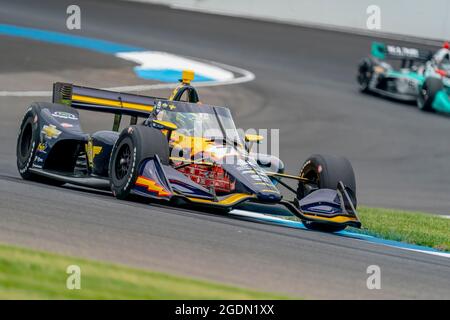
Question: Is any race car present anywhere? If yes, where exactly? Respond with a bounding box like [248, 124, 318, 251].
[357, 41, 450, 113]
[16, 70, 360, 232]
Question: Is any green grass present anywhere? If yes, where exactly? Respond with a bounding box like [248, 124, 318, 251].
[0, 243, 289, 299]
[350, 207, 450, 252]
[278, 206, 449, 252]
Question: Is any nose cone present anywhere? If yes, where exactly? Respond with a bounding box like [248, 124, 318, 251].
[256, 190, 282, 203]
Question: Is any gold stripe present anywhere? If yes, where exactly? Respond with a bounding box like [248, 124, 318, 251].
[170, 157, 214, 166]
[72, 94, 154, 112]
[266, 172, 309, 181]
[302, 213, 358, 224]
[187, 193, 255, 206]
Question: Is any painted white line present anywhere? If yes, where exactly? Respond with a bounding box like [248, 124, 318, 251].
[116, 51, 235, 81]
[0, 91, 53, 97]
[230, 209, 303, 226]
[0, 55, 254, 97]
[396, 247, 450, 258]
[230, 209, 450, 259]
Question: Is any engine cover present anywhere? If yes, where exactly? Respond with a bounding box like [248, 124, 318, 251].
[177, 164, 235, 194]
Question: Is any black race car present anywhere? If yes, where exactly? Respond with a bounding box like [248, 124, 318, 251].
[17, 71, 360, 232]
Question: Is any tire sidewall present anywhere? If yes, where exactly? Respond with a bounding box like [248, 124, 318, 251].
[418, 77, 442, 112]
[109, 125, 170, 199]
[358, 58, 373, 92]
[298, 154, 356, 205]
[297, 154, 356, 233]
[109, 130, 139, 199]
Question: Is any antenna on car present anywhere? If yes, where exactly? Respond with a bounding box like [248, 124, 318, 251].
[169, 70, 199, 103]
[180, 69, 195, 84]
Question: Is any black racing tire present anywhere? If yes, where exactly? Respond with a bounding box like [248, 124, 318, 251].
[16, 104, 64, 186]
[297, 154, 356, 232]
[109, 125, 169, 200]
[357, 58, 374, 93]
[417, 77, 443, 112]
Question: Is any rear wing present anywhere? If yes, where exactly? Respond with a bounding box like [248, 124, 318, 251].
[53, 82, 163, 131]
[52, 82, 159, 118]
[371, 42, 432, 62]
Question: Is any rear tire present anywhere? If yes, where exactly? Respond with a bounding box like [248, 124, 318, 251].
[109, 125, 169, 200]
[297, 154, 357, 232]
[417, 77, 443, 112]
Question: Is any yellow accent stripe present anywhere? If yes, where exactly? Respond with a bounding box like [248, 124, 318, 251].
[170, 157, 215, 166]
[302, 213, 358, 224]
[187, 193, 255, 206]
[135, 176, 171, 197]
[266, 172, 308, 181]
[72, 94, 154, 112]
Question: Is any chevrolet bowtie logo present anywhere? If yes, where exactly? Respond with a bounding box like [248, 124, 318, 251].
[41, 124, 61, 139]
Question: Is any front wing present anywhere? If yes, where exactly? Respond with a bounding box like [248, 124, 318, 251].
[133, 157, 361, 229]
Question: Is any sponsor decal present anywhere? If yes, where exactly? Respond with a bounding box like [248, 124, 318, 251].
[85, 140, 102, 168]
[300, 160, 311, 175]
[236, 158, 274, 187]
[135, 176, 171, 197]
[37, 142, 47, 154]
[41, 124, 61, 139]
[60, 122, 73, 128]
[123, 147, 137, 190]
[386, 45, 419, 58]
[19, 141, 35, 174]
[52, 111, 78, 120]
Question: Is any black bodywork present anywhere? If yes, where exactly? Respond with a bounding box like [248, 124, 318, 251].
[17, 82, 361, 232]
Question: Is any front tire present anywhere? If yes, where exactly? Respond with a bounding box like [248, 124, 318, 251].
[109, 125, 169, 200]
[16, 104, 64, 186]
[17, 107, 40, 180]
[417, 77, 442, 112]
[357, 58, 374, 93]
[297, 154, 357, 232]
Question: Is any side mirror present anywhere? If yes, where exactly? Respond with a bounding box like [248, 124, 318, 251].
[152, 120, 177, 131]
[245, 134, 264, 143]
[152, 120, 177, 141]
[244, 134, 264, 152]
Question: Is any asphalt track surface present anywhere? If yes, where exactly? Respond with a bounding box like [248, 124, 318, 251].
[0, 0, 449, 299]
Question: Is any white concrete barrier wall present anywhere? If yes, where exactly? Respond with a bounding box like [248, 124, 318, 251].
[130, 0, 450, 41]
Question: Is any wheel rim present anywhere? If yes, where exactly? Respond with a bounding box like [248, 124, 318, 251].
[358, 72, 369, 89]
[115, 144, 131, 180]
[358, 64, 371, 90]
[298, 166, 320, 198]
[20, 123, 33, 159]
[418, 88, 428, 109]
